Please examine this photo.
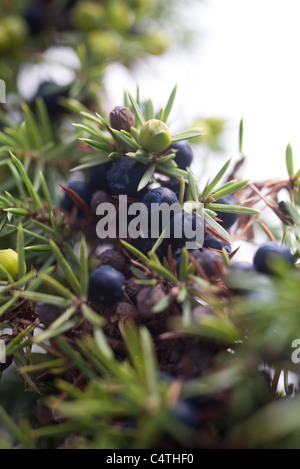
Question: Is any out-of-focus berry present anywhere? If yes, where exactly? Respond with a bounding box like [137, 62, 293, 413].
[88, 265, 124, 306]
[61, 180, 93, 218]
[212, 194, 239, 230]
[136, 286, 166, 318]
[70, 1, 105, 31]
[87, 30, 120, 61]
[167, 141, 193, 170]
[253, 242, 295, 274]
[203, 233, 232, 253]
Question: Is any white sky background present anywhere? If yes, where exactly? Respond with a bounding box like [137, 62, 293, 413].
[104, 0, 300, 183]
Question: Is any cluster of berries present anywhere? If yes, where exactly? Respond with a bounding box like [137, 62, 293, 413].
[59, 104, 295, 326]
[0, 0, 168, 75]
[0, 105, 296, 432]
[59, 107, 225, 307]
[0, 0, 77, 55]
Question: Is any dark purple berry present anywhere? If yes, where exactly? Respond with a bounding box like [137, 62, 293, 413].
[141, 186, 179, 236]
[253, 242, 294, 274]
[169, 212, 205, 249]
[34, 81, 70, 117]
[191, 249, 224, 277]
[88, 265, 124, 306]
[174, 247, 225, 278]
[213, 194, 239, 229]
[172, 248, 201, 274]
[203, 233, 232, 253]
[141, 187, 178, 211]
[165, 177, 189, 200]
[136, 236, 168, 261]
[89, 162, 112, 192]
[106, 156, 148, 198]
[168, 141, 194, 170]
[61, 180, 93, 218]
[90, 190, 115, 214]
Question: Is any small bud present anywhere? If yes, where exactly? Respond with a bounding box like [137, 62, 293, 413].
[109, 106, 135, 133]
[139, 119, 172, 153]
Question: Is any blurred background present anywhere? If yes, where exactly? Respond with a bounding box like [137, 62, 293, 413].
[104, 0, 300, 184]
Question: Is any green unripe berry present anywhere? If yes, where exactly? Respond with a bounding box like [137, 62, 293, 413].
[143, 31, 169, 55]
[139, 119, 172, 153]
[0, 249, 25, 280]
[4, 16, 28, 48]
[0, 25, 11, 52]
[131, 0, 156, 18]
[106, 1, 134, 31]
[87, 31, 120, 61]
[70, 2, 105, 31]
[0, 16, 28, 53]
[204, 117, 226, 135]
